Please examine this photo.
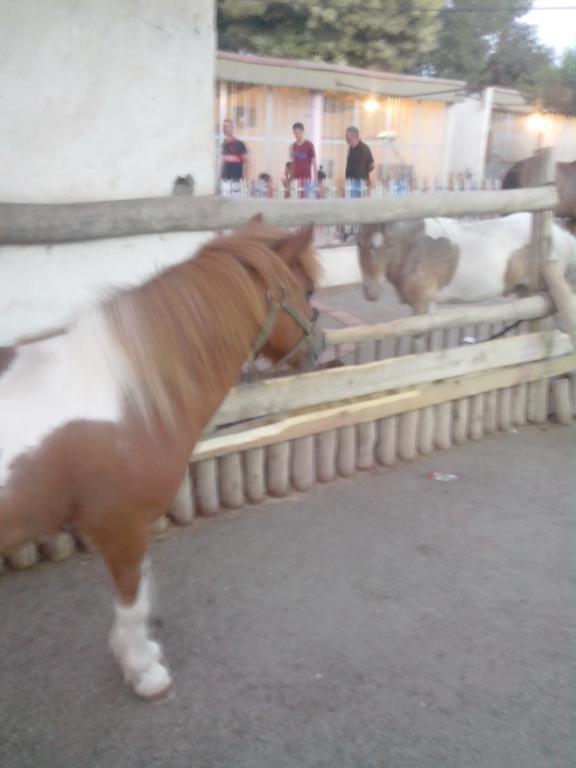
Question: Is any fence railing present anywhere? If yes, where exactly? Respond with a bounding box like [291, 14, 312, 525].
[0, 187, 556, 246]
[219, 174, 501, 201]
[220, 175, 503, 245]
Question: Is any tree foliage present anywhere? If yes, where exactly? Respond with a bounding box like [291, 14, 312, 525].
[217, 0, 576, 115]
[217, 0, 445, 73]
[544, 48, 576, 115]
[428, 0, 531, 85]
[428, 1, 575, 114]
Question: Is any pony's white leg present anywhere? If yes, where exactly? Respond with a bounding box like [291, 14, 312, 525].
[109, 560, 172, 699]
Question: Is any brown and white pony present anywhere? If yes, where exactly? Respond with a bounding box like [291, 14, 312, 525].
[0, 220, 321, 699]
[358, 212, 576, 314]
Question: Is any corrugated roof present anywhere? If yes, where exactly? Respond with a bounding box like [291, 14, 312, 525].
[217, 51, 468, 103]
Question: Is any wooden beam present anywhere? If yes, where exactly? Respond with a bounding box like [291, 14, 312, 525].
[0, 187, 558, 245]
[324, 295, 551, 346]
[542, 260, 576, 349]
[193, 353, 576, 460]
[529, 147, 555, 292]
[532, 149, 576, 350]
[210, 330, 572, 427]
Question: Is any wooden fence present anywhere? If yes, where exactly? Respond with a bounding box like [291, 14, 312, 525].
[2, 147, 576, 571]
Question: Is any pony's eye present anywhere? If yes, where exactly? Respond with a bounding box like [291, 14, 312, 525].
[306, 288, 314, 300]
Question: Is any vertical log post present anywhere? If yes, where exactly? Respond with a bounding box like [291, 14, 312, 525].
[337, 425, 357, 477]
[551, 378, 573, 424]
[317, 430, 337, 482]
[376, 416, 398, 466]
[244, 447, 266, 503]
[266, 442, 291, 497]
[531, 147, 576, 348]
[170, 470, 196, 525]
[357, 421, 377, 470]
[219, 453, 245, 509]
[291, 436, 316, 491]
[194, 458, 220, 517]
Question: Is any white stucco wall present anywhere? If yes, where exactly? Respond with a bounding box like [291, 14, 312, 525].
[0, 0, 216, 344]
[444, 94, 492, 179]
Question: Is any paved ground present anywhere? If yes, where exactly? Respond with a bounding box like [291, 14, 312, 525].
[1, 424, 575, 768]
[317, 281, 412, 329]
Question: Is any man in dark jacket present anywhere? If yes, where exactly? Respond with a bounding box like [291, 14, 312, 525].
[345, 126, 375, 197]
[220, 118, 249, 183]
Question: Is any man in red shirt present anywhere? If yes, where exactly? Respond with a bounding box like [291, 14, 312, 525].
[289, 122, 317, 197]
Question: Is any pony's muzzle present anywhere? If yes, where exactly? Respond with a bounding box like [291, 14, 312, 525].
[300, 317, 326, 371]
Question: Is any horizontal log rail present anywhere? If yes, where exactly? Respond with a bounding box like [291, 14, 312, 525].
[0, 187, 558, 245]
[208, 330, 571, 428]
[324, 294, 553, 345]
[194, 353, 576, 461]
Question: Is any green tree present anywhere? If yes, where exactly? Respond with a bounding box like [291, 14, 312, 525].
[217, 0, 444, 73]
[428, 2, 576, 115]
[428, 0, 531, 85]
[547, 48, 576, 114]
[477, 23, 555, 92]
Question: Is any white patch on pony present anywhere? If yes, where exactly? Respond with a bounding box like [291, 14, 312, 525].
[371, 231, 384, 249]
[109, 562, 172, 699]
[70, 306, 152, 421]
[0, 313, 124, 487]
[428, 213, 532, 303]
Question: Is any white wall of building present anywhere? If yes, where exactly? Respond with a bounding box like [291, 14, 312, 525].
[443, 93, 493, 180]
[0, 0, 216, 344]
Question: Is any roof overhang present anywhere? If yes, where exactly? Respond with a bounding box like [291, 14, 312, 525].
[217, 51, 467, 103]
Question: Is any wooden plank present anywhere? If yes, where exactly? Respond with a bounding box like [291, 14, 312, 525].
[0, 187, 558, 245]
[210, 331, 572, 428]
[542, 260, 576, 350]
[529, 147, 555, 292]
[192, 353, 576, 461]
[324, 296, 551, 346]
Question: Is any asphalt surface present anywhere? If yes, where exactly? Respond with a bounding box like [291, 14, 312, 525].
[1, 423, 575, 768]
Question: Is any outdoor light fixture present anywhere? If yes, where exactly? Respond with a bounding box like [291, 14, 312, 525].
[527, 112, 547, 135]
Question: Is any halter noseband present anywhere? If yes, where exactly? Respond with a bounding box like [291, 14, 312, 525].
[249, 285, 323, 372]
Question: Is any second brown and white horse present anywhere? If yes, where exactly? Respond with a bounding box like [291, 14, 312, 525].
[359, 212, 576, 314]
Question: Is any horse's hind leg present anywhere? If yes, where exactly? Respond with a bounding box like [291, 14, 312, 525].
[86, 518, 173, 700]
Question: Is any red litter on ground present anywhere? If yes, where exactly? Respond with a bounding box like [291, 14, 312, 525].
[427, 471, 458, 482]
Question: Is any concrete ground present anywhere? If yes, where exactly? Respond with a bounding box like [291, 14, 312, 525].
[1, 424, 575, 768]
[316, 280, 412, 328]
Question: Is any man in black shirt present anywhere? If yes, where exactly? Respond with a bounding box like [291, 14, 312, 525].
[345, 126, 375, 197]
[220, 119, 249, 182]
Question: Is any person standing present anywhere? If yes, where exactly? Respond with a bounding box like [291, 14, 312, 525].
[220, 118, 249, 185]
[289, 122, 317, 197]
[345, 126, 375, 197]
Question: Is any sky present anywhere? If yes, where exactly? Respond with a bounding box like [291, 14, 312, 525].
[521, 0, 576, 59]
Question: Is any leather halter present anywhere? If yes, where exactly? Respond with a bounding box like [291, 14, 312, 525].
[249, 285, 323, 372]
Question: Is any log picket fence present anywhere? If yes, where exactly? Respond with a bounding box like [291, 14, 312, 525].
[2, 147, 575, 574]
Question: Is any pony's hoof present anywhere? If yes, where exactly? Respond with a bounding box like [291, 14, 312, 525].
[134, 662, 173, 701]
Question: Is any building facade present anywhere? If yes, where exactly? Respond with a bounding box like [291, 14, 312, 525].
[216, 52, 467, 190]
[216, 52, 576, 191]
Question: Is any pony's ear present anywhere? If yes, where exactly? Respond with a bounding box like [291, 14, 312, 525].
[246, 213, 264, 227]
[275, 225, 315, 266]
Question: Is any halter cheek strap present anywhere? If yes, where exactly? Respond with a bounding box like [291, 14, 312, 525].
[249, 285, 323, 370]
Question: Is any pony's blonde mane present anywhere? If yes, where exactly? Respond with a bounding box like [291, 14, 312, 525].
[94, 223, 319, 427]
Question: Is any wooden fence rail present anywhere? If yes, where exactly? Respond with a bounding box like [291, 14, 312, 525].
[324, 295, 552, 346]
[209, 330, 571, 429]
[0, 187, 558, 245]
